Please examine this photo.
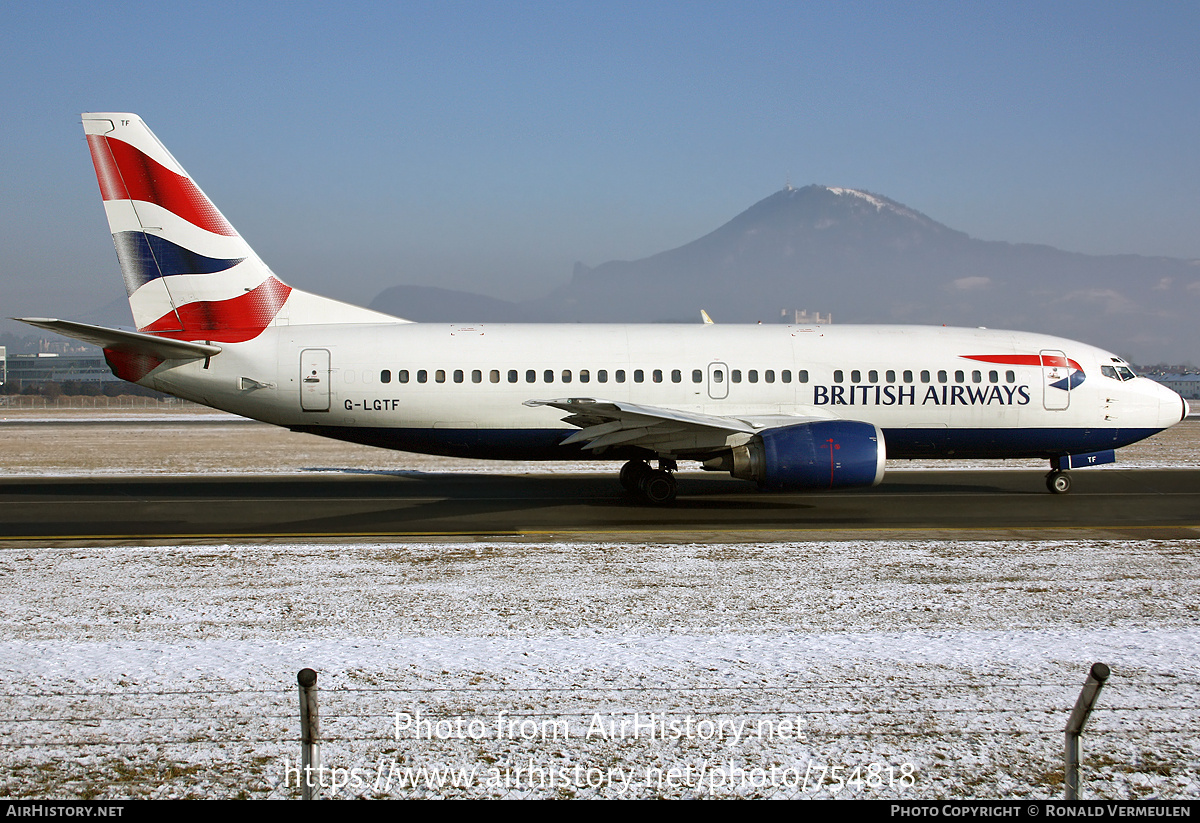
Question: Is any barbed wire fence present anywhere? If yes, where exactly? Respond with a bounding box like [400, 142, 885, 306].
[1, 668, 1196, 799]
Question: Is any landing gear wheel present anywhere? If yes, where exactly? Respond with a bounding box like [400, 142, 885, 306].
[620, 460, 650, 492]
[1046, 470, 1072, 494]
[638, 469, 678, 505]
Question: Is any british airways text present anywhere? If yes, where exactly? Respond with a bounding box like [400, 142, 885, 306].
[812, 385, 1032, 406]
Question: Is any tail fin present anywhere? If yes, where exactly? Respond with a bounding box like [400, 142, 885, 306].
[82, 113, 400, 342]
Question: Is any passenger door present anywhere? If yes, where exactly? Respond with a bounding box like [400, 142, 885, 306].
[300, 348, 331, 412]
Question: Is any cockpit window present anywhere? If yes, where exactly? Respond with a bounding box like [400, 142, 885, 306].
[1102, 364, 1137, 381]
[1116, 366, 1136, 381]
[1101, 365, 1118, 379]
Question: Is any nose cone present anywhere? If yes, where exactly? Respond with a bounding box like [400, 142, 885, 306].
[1152, 380, 1189, 428]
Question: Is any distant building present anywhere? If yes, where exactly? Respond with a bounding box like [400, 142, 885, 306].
[781, 309, 832, 325]
[3, 350, 117, 389]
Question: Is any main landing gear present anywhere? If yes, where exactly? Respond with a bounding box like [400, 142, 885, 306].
[620, 459, 678, 505]
[1046, 469, 1072, 494]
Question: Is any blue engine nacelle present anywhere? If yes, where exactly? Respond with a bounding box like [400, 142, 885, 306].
[719, 420, 886, 490]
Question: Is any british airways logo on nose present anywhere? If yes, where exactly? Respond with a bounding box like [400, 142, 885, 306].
[961, 354, 1086, 391]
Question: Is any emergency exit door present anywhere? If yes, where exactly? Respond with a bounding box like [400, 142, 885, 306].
[300, 349, 330, 412]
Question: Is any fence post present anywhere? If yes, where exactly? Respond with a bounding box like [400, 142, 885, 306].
[298, 668, 320, 800]
[1064, 662, 1110, 800]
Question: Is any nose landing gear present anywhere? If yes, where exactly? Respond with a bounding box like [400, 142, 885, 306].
[1046, 469, 1072, 494]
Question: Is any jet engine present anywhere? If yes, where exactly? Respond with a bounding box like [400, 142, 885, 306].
[706, 420, 886, 490]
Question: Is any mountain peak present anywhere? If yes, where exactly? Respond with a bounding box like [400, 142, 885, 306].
[824, 186, 910, 215]
[708, 184, 960, 246]
[761, 184, 946, 229]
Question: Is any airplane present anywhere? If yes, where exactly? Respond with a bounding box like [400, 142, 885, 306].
[17, 113, 1190, 505]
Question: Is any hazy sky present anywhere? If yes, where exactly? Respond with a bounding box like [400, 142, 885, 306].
[2, 1, 1198, 334]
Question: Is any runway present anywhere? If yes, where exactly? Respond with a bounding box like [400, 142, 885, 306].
[4, 468, 1200, 543]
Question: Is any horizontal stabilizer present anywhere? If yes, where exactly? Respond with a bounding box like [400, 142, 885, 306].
[14, 318, 222, 360]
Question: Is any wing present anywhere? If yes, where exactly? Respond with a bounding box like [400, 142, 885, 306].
[524, 397, 833, 456]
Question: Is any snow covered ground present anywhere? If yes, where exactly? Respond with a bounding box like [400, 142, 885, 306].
[1, 539, 1196, 799]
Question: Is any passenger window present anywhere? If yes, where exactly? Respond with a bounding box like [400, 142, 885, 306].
[562, 370, 571, 383]
[380, 370, 391, 384]
[693, 369, 703, 383]
[988, 370, 998, 384]
[748, 370, 759, 383]
[851, 370, 861, 383]
[417, 369, 428, 384]
[712, 369, 723, 383]
[732, 370, 742, 383]
[955, 370, 964, 383]
[525, 370, 536, 383]
[781, 370, 792, 384]
[798, 370, 809, 383]
[579, 369, 590, 383]
[834, 370, 843, 383]
[903, 370, 913, 383]
[971, 370, 981, 384]
[399, 370, 410, 384]
[598, 370, 608, 383]
[765, 370, 775, 383]
[436, 370, 447, 383]
[507, 370, 517, 383]
[1006, 370, 1016, 383]
[472, 370, 483, 383]
[921, 370, 930, 383]
[634, 369, 644, 383]
[453, 369, 464, 383]
[672, 369, 681, 383]
[868, 370, 878, 383]
[616, 370, 626, 383]
[489, 370, 499, 383]
[937, 371, 947, 383]
[544, 370, 554, 383]
[885, 370, 895, 383]
[653, 369, 663, 383]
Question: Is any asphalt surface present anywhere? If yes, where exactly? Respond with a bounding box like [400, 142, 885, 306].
[3, 468, 1199, 543]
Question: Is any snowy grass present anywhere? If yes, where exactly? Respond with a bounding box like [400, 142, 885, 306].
[0, 540, 1196, 799]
